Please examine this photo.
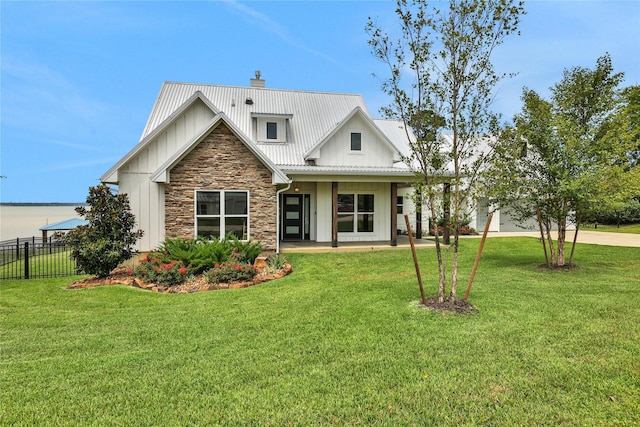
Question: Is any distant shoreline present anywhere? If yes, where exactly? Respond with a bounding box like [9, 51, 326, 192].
[0, 202, 87, 206]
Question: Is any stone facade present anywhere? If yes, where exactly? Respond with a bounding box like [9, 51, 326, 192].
[164, 122, 278, 250]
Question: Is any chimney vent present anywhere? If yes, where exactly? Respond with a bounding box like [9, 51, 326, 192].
[250, 70, 265, 88]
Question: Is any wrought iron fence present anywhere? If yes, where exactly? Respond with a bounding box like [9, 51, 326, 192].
[0, 237, 79, 280]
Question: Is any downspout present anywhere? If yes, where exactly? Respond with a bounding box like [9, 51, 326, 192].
[275, 182, 292, 254]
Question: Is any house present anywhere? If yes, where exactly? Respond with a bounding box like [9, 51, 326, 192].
[101, 73, 436, 253]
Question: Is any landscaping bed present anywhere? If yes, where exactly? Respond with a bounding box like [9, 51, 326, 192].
[68, 262, 293, 293]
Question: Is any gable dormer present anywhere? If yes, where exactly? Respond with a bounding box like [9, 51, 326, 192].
[251, 113, 293, 144]
[304, 107, 402, 167]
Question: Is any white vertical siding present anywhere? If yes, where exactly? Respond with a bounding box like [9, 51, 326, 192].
[316, 182, 332, 242]
[316, 115, 395, 168]
[117, 100, 214, 251]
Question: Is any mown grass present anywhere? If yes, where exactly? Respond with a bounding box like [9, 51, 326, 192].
[582, 223, 640, 234]
[1, 238, 638, 426]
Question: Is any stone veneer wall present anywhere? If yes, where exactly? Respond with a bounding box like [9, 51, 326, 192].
[164, 122, 278, 250]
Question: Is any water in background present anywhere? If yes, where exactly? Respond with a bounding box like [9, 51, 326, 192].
[0, 204, 85, 241]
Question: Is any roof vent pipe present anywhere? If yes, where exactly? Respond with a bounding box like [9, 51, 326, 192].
[250, 70, 265, 88]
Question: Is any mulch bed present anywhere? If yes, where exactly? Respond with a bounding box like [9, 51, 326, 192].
[68, 264, 293, 294]
[420, 296, 478, 314]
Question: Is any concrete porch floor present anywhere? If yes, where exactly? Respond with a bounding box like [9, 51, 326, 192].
[280, 235, 437, 253]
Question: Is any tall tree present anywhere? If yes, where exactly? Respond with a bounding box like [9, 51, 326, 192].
[487, 54, 635, 267]
[367, 0, 524, 303]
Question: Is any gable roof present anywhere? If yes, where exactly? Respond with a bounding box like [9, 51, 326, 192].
[303, 107, 403, 161]
[150, 113, 290, 185]
[101, 91, 217, 183]
[137, 82, 404, 168]
[104, 81, 417, 183]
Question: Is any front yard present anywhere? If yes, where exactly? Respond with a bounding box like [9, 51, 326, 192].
[1, 237, 638, 426]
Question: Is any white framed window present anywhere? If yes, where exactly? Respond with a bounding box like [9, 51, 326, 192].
[256, 117, 287, 143]
[397, 195, 404, 214]
[350, 132, 362, 151]
[337, 193, 375, 233]
[195, 190, 249, 240]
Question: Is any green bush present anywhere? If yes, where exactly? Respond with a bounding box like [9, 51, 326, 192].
[203, 262, 258, 284]
[152, 235, 262, 274]
[62, 185, 143, 277]
[133, 256, 189, 286]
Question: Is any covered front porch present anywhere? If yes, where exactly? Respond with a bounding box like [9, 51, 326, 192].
[280, 234, 439, 253]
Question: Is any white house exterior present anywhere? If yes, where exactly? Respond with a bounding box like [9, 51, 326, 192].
[102, 74, 430, 252]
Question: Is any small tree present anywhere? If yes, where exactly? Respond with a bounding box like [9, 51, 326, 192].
[487, 55, 637, 267]
[367, 0, 524, 303]
[63, 184, 144, 277]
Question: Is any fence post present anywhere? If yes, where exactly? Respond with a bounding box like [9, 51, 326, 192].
[16, 238, 20, 260]
[24, 242, 30, 279]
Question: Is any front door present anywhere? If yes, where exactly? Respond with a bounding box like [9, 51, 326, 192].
[282, 194, 303, 240]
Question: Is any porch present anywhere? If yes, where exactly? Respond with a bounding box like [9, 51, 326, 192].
[280, 235, 438, 253]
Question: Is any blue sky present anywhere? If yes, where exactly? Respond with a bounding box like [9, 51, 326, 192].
[1, 0, 639, 203]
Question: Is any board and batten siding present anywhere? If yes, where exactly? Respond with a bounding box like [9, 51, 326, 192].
[315, 115, 395, 168]
[117, 100, 215, 251]
[316, 182, 390, 243]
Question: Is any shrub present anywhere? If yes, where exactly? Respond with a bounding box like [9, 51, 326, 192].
[133, 255, 189, 286]
[229, 236, 263, 264]
[266, 254, 289, 273]
[62, 184, 143, 277]
[204, 262, 258, 284]
[152, 235, 262, 274]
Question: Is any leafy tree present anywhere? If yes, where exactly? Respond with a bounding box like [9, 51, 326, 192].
[487, 54, 637, 266]
[367, 0, 524, 303]
[62, 184, 144, 277]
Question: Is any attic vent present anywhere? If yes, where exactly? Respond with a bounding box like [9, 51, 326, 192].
[245, 97, 254, 105]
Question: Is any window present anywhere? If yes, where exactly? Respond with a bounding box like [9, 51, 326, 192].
[266, 122, 278, 140]
[338, 193, 374, 233]
[196, 190, 248, 240]
[253, 115, 290, 143]
[397, 196, 404, 214]
[350, 132, 362, 151]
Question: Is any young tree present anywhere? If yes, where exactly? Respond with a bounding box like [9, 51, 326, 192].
[367, 0, 524, 303]
[62, 184, 144, 277]
[487, 54, 636, 267]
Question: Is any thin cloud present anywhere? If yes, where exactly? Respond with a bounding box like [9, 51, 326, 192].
[221, 0, 350, 70]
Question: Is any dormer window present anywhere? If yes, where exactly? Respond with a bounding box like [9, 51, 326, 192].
[350, 132, 362, 151]
[252, 113, 292, 143]
[266, 122, 278, 140]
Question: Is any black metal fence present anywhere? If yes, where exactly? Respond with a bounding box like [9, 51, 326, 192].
[0, 237, 79, 280]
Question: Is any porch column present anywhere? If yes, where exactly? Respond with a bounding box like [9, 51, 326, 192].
[390, 183, 398, 246]
[332, 181, 338, 247]
[443, 182, 451, 245]
[416, 190, 422, 239]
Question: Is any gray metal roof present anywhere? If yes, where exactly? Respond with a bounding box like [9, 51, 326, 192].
[39, 218, 88, 231]
[141, 82, 406, 168]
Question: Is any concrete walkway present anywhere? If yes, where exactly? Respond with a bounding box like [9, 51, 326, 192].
[463, 230, 640, 248]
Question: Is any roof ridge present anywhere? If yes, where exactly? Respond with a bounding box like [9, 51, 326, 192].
[161, 81, 364, 98]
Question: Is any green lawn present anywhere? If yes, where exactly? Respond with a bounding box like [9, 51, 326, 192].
[1, 238, 639, 426]
[582, 223, 640, 234]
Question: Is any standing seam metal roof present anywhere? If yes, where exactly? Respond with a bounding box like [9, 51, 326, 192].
[142, 82, 382, 167]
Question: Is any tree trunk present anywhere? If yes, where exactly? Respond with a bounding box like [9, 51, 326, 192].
[536, 207, 550, 267]
[557, 217, 566, 267]
[429, 196, 446, 303]
[568, 217, 580, 266]
[545, 218, 556, 266]
[450, 234, 459, 303]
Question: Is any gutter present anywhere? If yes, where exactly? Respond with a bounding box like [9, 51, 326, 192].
[275, 182, 292, 254]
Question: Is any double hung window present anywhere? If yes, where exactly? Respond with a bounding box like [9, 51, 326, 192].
[196, 190, 248, 240]
[337, 193, 375, 233]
